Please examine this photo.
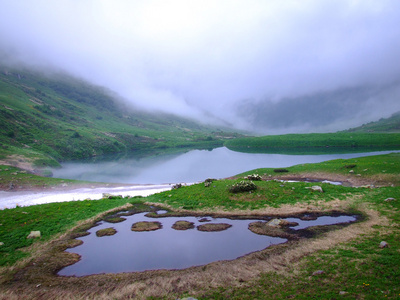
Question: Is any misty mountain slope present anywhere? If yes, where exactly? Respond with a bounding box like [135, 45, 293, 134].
[236, 85, 400, 133]
[0, 66, 239, 168]
[345, 111, 400, 133]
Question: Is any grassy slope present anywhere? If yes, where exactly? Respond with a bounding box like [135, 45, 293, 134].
[224, 112, 400, 154]
[0, 66, 239, 169]
[224, 132, 400, 154]
[345, 111, 400, 133]
[1, 153, 399, 299]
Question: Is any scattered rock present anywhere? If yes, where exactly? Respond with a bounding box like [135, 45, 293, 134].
[172, 220, 195, 230]
[96, 227, 117, 237]
[197, 223, 232, 232]
[266, 218, 282, 227]
[27, 231, 41, 239]
[349, 170, 354, 173]
[0, 242, 4, 246]
[312, 185, 323, 192]
[102, 193, 112, 198]
[360, 185, 374, 189]
[379, 241, 389, 248]
[339, 291, 348, 295]
[131, 221, 162, 232]
[306, 186, 324, 192]
[384, 198, 396, 202]
[312, 270, 324, 276]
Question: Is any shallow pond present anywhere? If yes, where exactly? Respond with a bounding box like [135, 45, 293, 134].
[52, 147, 399, 184]
[58, 211, 357, 276]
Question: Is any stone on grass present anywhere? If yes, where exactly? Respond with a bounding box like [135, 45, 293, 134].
[384, 198, 396, 202]
[339, 291, 348, 295]
[0, 242, 4, 246]
[379, 241, 389, 248]
[27, 231, 41, 239]
[311, 186, 323, 193]
[312, 270, 324, 276]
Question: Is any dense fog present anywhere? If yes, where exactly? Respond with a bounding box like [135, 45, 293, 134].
[1, 0, 400, 133]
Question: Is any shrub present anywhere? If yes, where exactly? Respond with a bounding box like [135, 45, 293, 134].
[204, 178, 217, 187]
[245, 174, 262, 181]
[229, 181, 257, 193]
[273, 168, 289, 173]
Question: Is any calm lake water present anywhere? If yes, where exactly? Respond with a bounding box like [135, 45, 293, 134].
[52, 147, 398, 184]
[58, 211, 356, 276]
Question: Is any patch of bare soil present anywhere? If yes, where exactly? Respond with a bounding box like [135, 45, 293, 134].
[0, 196, 387, 300]
[0, 155, 36, 173]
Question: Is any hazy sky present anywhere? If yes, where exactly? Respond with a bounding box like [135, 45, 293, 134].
[1, 0, 400, 132]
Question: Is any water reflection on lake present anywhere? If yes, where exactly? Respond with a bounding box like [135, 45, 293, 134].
[52, 147, 398, 184]
[58, 212, 356, 276]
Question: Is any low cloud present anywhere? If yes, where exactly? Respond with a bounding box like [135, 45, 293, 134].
[1, 0, 400, 132]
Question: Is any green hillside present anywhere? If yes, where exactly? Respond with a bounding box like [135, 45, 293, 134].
[224, 132, 400, 154]
[345, 111, 400, 132]
[0, 65, 239, 171]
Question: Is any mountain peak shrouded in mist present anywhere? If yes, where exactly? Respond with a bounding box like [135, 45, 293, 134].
[1, 0, 400, 133]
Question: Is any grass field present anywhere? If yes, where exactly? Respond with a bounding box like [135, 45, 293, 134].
[0, 152, 399, 299]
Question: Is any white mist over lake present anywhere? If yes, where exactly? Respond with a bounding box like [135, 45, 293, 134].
[52, 147, 398, 184]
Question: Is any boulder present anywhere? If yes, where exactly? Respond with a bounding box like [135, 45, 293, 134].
[27, 231, 41, 239]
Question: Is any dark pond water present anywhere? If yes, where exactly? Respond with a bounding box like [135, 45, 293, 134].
[52, 147, 399, 184]
[58, 211, 357, 276]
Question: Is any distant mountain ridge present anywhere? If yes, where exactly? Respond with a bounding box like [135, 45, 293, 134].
[0, 65, 239, 170]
